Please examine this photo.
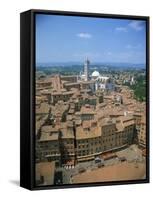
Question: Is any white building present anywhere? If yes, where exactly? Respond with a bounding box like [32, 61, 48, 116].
[91, 70, 114, 91]
[79, 60, 114, 92]
[84, 58, 90, 81]
[91, 71, 100, 79]
[80, 58, 90, 81]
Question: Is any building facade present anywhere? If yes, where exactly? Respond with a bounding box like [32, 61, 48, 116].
[36, 116, 136, 165]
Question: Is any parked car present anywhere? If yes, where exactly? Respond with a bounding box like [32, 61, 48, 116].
[78, 168, 86, 173]
[95, 157, 104, 164]
[97, 163, 105, 168]
[118, 157, 127, 162]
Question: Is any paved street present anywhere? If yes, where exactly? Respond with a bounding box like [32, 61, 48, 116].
[55, 144, 145, 184]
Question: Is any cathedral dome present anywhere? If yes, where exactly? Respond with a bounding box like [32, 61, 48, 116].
[91, 71, 100, 78]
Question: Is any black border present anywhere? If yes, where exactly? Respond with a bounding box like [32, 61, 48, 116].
[20, 9, 150, 190]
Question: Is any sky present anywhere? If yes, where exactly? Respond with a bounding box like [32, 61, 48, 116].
[36, 14, 146, 64]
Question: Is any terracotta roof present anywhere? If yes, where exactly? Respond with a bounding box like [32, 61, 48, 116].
[40, 126, 59, 141]
[61, 128, 74, 139]
[76, 126, 101, 139]
[36, 102, 50, 115]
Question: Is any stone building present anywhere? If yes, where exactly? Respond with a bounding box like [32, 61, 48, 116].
[138, 116, 146, 148]
[36, 115, 136, 165]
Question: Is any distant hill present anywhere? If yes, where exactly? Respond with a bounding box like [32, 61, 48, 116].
[36, 62, 145, 69]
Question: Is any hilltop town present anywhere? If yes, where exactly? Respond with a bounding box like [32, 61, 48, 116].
[35, 59, 146, 186]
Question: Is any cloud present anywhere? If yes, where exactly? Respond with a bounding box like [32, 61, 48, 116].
[115, 27, 127, 32]
[128, 21, 144, 31]
[106, 51, 112, 56]
[126, 44, 142, 49]
[76, 33, 92, 39]
[115, 20, 145, 33]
